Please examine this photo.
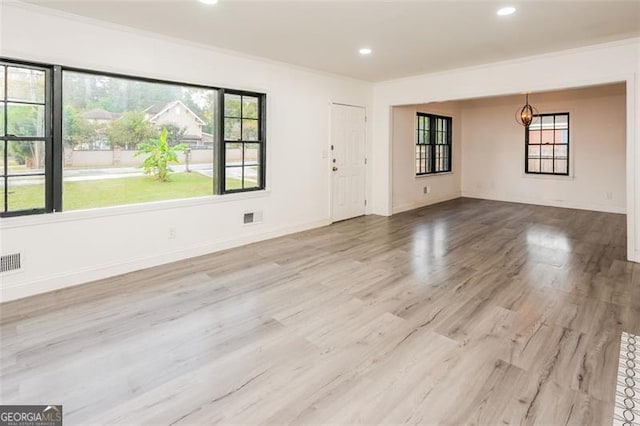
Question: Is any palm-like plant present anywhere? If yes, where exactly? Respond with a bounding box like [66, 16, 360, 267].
[135, 128, 188, 182]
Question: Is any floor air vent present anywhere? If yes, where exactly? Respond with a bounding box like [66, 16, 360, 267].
[244, 212, 255, 224]
[1, 253, 22, 273]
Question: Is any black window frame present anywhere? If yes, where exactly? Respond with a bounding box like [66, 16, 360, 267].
[221, 89, 267, 194]
[415, 112, 452, 176]
[0, 57, 267, 218]
[0, 59, 55, 217]
[525, 112, 570, 176]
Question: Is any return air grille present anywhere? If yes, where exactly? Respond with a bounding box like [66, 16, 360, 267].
[243, 211, 263, 225]
[1, 253, 22, 273]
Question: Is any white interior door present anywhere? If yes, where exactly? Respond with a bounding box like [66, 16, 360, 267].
[331, 103, 366, 222]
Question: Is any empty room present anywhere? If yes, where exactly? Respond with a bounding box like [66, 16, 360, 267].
[1, 1, 640, 425]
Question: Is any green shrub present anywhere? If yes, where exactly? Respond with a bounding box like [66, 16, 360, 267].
[135, 128, 188, 182]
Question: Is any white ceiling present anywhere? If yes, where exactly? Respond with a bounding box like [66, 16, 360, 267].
[21, 0, 640, 82]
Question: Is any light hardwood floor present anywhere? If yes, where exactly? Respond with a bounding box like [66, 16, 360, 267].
[1, 198, 638, 425]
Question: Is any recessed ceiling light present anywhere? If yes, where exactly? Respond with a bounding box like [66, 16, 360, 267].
[497, 6, 516, 16]
[359, 48, 372, 56]
[199, 0, 218, 4]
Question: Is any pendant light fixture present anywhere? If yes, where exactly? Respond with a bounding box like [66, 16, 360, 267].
[515, 93, 538, 128]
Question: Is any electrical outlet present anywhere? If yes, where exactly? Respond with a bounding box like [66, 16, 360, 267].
[168, 227, 177, 240]
[427, 186, 431, 194]
[423, 186, 428, 194]
[606, 192, 613, 200]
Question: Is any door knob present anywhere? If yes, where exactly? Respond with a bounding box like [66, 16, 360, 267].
[333, 167, 338, 171]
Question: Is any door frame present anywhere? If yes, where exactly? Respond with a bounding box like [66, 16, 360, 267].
[328, 101, 368, 223]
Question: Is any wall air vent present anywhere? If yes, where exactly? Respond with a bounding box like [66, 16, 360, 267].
[1, 253, 22, 273]
[243, 211, 263, 225]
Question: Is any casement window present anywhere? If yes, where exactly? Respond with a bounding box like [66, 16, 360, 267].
[525, 113, 569, 175]
[416, 113, 452, 175]
[0, 58, 266, 217]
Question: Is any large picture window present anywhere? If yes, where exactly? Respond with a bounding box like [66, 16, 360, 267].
[1, 61, 52, 216]
[526, 113, 569, 175]
[0, 58, 267, 217]
[416, 113, 452, 175]
[62, 71, 217, 210]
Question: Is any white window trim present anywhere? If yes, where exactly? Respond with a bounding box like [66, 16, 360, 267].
[0, 189, 270, 229]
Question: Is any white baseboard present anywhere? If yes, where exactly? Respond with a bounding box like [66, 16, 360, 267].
[460, 191, 626, 214]
[628, 250, 640, 263]
[0, 218, 331, 303]
[392, 192, 462, 215]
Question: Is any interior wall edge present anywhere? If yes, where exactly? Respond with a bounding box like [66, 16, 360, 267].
[460, 192, 627, 215]
[391, 192, 462, 215]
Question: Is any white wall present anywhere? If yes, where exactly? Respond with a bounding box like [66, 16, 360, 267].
[0, 3, 373, 301]
[372, 38, 640, 261]
[392, 102, 462, 213]
[460, 84, 627, 213]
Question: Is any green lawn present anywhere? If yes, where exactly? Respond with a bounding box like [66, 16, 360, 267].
[5, 172, 245, 212]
